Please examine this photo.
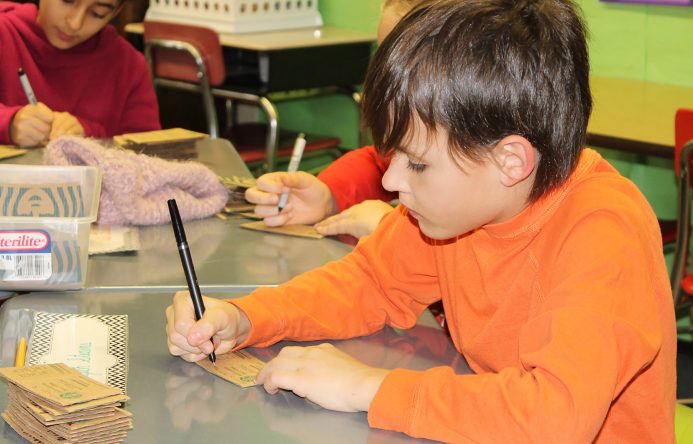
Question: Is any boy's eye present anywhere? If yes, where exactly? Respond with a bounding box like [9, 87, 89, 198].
[406, 160, 426, 173]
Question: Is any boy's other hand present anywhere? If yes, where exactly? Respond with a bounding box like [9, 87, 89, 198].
[245, 171, 338, 227]
[315, 200, 394, 239]
[256, 343, 389, 413]
[50, 112, 84, 140]
[10, 103, 53, 147]
[165, 291, 252, 362]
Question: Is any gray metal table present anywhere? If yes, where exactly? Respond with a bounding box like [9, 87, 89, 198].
[85, 215, 351, 292]
[0, 290, 469, 443]
[2, 139, 352, 292]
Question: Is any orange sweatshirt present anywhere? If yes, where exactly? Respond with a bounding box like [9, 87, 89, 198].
[231, 149, 676, 443]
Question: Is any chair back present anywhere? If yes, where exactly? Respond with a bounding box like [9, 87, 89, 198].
[143, 20, 226, 86]
[674, 108, 693, 182]
[671, 108, 693, 307]
[143, 21, 226, 138]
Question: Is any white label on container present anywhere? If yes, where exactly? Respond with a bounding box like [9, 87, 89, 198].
[0, 230, 52, 281]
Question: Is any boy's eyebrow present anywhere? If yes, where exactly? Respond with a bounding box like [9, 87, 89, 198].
[93, 2, 117, 9]
[397, 145, 426, 162]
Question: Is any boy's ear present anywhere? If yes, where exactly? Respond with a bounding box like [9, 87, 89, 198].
[490, 135, 537, 187]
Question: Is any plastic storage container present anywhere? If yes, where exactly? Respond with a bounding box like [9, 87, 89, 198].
[0, 165, 101, 291]
[145, 0, 322, 34]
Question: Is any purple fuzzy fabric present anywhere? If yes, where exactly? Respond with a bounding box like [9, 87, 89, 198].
[45, 137, 228, 226]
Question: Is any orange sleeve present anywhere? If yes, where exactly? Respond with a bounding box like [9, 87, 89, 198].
[229, 206, 441, 348]
[369, 209, 674, 442]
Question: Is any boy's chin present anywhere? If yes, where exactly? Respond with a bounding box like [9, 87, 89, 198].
[417, 222, 462, 241]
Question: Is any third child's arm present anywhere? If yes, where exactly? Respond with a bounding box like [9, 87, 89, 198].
[317, 146, 396, 212]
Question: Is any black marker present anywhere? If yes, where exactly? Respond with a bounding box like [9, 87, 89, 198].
[168, 199, 217, 366]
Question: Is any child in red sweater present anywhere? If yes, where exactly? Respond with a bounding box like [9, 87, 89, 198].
[0, 0, 160, 147]
[244, 0, 415, 239]
[166, 0, 676, 442]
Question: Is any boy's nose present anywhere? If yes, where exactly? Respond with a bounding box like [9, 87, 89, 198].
[381, 153, 409, 194]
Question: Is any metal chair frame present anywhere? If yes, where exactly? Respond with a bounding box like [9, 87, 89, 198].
[671, 140, 693, 314]
[144, 37, 280, 171]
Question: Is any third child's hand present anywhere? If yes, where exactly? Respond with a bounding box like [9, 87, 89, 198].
[10, 103, 53, 147]
[245, 172, 338, 227]
[165, 291, 252, 362]
[50, 112, 85, 140]
[315, 200, 394, 239]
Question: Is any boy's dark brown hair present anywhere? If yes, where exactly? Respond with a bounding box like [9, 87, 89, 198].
[363, 0, 592, 202]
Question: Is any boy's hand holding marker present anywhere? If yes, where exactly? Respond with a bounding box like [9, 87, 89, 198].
[166, 291, 252, 363]
[166, 291, 389, 413]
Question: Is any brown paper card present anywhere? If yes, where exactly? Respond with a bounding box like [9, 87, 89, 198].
[240, 221, 324, 239]
[219, 175, 257, 189]
[114, 127, 207, 146]
[0, 146, 27, 160]
[196, 350, 266, 388]
[223, 203, 257, 214]
[0, 364, 122, 408]
[238, 212, 263, 220]
[9, 385, 116, 425]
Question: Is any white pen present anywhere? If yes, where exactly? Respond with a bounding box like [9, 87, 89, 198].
[17, 68, 37, 105]
[277, 133, 307, 212]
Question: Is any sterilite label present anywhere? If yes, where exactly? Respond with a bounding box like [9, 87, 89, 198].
[0, 229, 52, 281]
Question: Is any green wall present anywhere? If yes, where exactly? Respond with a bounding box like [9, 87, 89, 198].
[273, 0, 378, 149]
[573, 0, 693, 224]
[578, 0, 693, 87]
[278, 0, 693, 151]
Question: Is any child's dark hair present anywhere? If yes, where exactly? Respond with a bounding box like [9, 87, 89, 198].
[363, 0, 592, 202]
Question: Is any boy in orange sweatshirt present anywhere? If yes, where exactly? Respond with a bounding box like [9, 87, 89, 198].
[166, 0, 676, 442]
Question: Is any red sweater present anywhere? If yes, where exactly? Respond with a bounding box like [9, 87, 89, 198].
[0, 2, 160, 144]
[232, 149, 676, 442]
[317, 145, 395, 211]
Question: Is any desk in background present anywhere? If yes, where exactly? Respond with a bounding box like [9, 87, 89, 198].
[125, 23, 375, 95]
[0, 290, 470, 443]
[588, 76, 693, 158]
[1, 139, 352, 292]
[126, 23, 375, 169]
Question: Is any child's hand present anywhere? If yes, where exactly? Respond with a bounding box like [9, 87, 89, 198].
[10, 103, 53, 147]
[315, 200, 394, 239]
[256, 343, 389, 412]
[165, 291, 251, 362]
[245, 171, 338, 227]
[49, 112, 84, 140]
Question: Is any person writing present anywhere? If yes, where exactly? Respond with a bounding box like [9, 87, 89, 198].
[244, 0, 422, 240]
[0, 0, 160, 147]
[167, 0, 675, 441]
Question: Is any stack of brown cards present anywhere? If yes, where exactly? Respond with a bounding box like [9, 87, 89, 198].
[0, 364, 132, 443]
[114, 128, 207, 160]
